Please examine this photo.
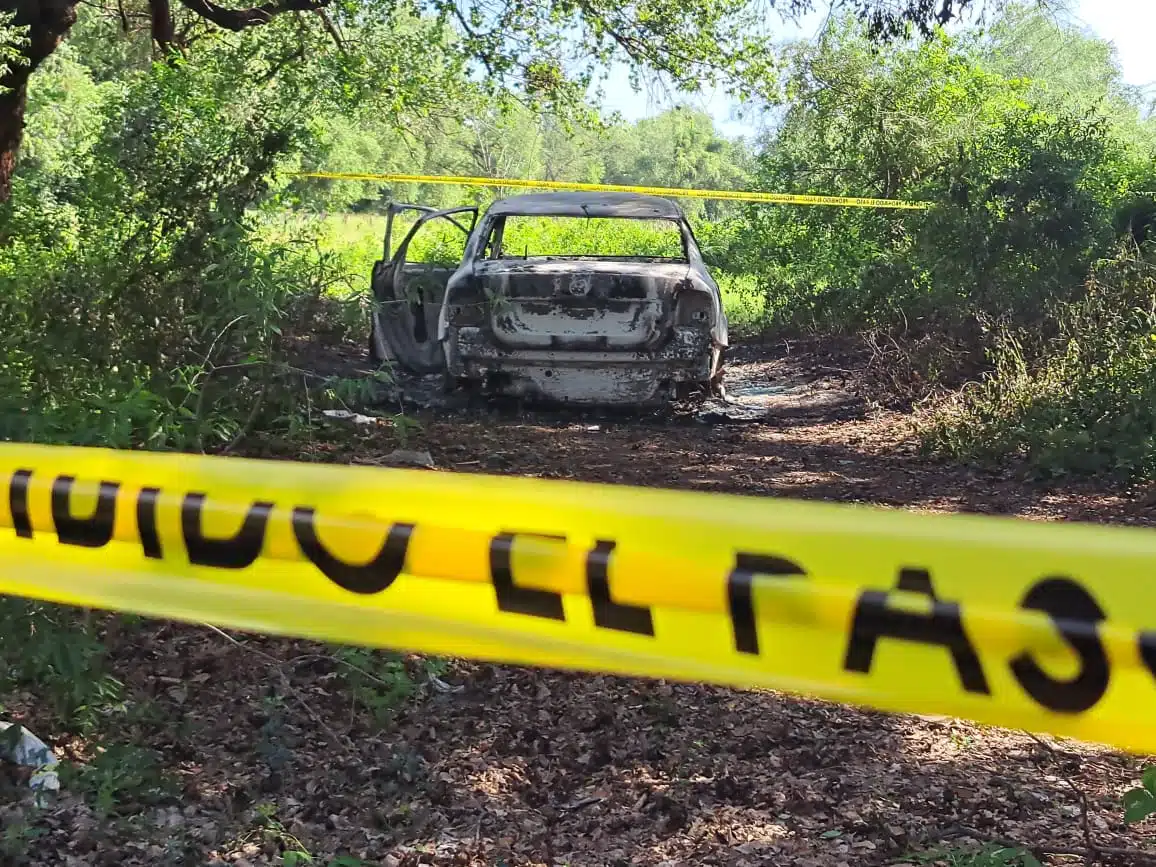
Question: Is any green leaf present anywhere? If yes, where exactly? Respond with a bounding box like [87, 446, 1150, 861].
[1141, 764, 1156, 796]
[820, 830, 842, 839]
[988, 848, 1021, 865]
[1123, 787, 1156, 823]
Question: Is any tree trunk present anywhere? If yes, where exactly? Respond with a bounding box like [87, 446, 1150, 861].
[148, 0, 175, 51]
[0, 76, 27, 201]
[0, 0, 82, 202]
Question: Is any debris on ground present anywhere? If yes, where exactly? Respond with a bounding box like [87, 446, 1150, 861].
[8, 342, 1156, 866]
[382, 448, 436, 468]
[322, 409, 386, 426]
[0, 721, 59, 805]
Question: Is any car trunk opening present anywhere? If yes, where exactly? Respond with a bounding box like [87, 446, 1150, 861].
[480, 262, 689, 351]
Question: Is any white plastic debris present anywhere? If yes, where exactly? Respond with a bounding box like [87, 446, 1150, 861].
[0, 721, 60, 804]
[322, 409, 382, 426]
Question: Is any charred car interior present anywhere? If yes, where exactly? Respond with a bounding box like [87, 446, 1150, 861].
[369, 192, 728, 405]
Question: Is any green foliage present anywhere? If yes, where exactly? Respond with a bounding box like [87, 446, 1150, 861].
[496, 216, 686, 258]
[717, 272, 766, 334]
[731, 15, 1139, 335]
[286, 101, 755, 217]
[1123, 765, 1156, 824]
[19, 43, 118, 183]
[922, 254, 1156, 481]
[978, 4, 1146, 133]
[0, 11, 28, 91]
[248, 802, 314, 862]
[0, 599, 122, 732]
[61, 744, 177, 816]
[912, 102, 1127, 327]
[0, 25, 372, 451]
[902, 844, 1042, 867]
[602, 105, 755, 219]
[0, 812, 43, 861]
[334, 647, 446, 727]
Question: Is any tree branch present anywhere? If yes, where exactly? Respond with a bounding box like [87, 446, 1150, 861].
[448, 3, 495, 75]
[174, 0, 330, 31]
[314, 8, 343, 49]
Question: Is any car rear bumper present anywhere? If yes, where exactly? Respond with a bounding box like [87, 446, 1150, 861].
[444, 326, 719, 405]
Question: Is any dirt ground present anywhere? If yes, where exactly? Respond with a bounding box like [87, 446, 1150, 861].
[6, 341, 1156, 867]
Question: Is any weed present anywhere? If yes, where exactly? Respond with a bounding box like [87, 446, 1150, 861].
[1123, 765, 1156, 824]
[333, 648, 446, 727]
[0, 599, 123, 733]
[251, 802, 313, 862]
[948, 727, 974, 751]
[389, 413, 423, 448]
[334, 647, 417, 726]
[902, 843, 1042, 867]
[0, 813, 44, 861]
[61, 743, 176, 815]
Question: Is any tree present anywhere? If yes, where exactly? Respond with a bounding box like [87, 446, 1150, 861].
[733, 7, 1137, 334]
[976, 3, 1147, 138]
[603, 105, 753, 218]
[0, 0, 1018, 202]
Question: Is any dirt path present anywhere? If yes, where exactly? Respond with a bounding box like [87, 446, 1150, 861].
[9, 343, 1156, 867]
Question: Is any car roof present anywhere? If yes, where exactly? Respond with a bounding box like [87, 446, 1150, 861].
[486, 191, 685, 220]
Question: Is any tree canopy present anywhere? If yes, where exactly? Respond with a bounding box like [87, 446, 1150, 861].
[0, 0, 1021, 199]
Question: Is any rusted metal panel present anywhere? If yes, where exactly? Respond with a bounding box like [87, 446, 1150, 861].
[369, 204, 476, 374]
[448, 326, 715, 405]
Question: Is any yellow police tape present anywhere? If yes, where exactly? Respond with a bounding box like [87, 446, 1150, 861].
[289, 171, 931, 211]
[2, 442, 1155, 754]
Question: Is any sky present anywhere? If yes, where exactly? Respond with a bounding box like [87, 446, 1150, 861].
[595, 0, 1156, 139]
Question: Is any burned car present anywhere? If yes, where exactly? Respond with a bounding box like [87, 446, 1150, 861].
[369, 192, 728, 405]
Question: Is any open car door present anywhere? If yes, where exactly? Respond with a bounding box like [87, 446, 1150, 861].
[370, 203, 478, 374]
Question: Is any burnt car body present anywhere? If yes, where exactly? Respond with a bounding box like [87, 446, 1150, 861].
[369, 192, 728, 405]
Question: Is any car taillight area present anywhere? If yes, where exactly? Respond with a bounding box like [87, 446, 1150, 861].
[675, 287, 714, 327]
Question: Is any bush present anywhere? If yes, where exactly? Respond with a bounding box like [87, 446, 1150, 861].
[0, 47, 360, 451]
[728, 18, 1146, 342]
[921, 253, 1156, 481]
